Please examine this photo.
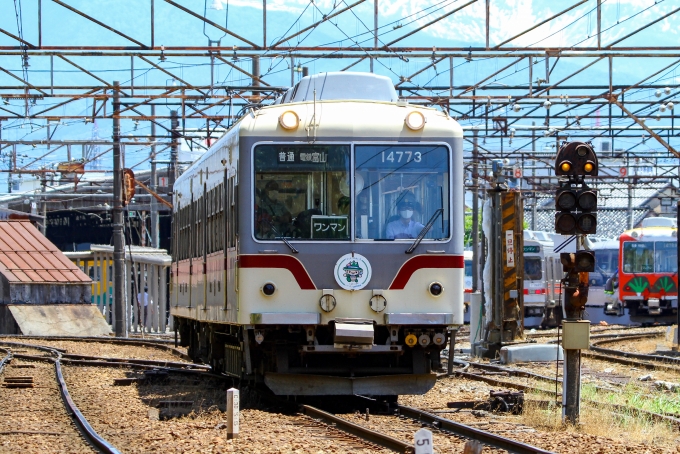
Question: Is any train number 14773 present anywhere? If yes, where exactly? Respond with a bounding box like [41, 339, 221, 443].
[382, 151, 422, 163]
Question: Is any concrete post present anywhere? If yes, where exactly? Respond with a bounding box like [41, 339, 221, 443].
[112, 81, 126, 337]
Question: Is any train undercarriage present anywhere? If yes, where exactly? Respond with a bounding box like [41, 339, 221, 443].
[175, 316, 445, 396]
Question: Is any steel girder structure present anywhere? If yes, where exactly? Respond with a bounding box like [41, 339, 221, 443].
[0, 0, 678, 199]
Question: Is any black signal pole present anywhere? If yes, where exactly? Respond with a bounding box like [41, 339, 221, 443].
[112, 81, 126, 337]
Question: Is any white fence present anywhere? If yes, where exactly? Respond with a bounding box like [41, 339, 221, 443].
[66, 245, 172, 336]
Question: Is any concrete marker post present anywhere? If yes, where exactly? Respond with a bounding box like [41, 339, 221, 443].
[414, 428, 433, 454]
[226, 388, 239, 440]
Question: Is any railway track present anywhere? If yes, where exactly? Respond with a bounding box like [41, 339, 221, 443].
[447, 358, 680, 429]
[301, 401, 556, 453]
[0, 344, 120, 453]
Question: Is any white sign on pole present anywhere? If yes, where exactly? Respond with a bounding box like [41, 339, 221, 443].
[553, 234, 577, 254]
[226, 388, 240, 439]
[505, 230, 515, 268]
[414, 428, 434, 454]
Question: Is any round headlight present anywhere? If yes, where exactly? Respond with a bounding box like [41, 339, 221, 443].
[278, 111, 299, 130]
[262, 282, 276, 296]
[319, 294, 336, 312]
[405, 111, 426, 130]
[429, 282, 444, 296]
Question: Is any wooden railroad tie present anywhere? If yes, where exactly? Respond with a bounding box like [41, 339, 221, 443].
[3, 376, 34, 388]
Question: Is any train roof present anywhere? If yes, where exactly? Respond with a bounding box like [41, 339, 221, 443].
[276, 72, 398, 104]
[621, 225, 677, 241]
[588, 239, 619, 250]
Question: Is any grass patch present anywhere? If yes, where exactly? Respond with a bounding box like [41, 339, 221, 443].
[582, 382, 680, 416]
[520, 389, 678, 445]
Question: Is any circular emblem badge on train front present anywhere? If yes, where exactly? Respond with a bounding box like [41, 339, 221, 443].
[334, 253, 372, 290]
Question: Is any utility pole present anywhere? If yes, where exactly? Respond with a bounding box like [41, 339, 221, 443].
[169, 110, 179, 189]
[471, 130, 480, 292]
[531, 122, 537, 230]
[112, 81, 126, 337]
[150, 104, 159, 249]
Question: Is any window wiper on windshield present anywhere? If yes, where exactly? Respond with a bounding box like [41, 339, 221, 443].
[267, 220, 299, 254]
[406, 208, 444, 254]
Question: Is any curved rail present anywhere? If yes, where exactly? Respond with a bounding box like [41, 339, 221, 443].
[397, 405, 554, 454]
[300, 405, 412, 453]
[53, 352, 121, 454]
[0, 348, 12, 374]
[3, 343, 121, 454]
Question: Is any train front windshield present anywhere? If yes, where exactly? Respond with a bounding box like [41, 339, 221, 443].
[524, 257, 542, 280]
[253, 143, 450, 242]
[622, 241, 678, 273]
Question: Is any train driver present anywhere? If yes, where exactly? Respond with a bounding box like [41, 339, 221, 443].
[255, 181, 292, 238]
[386, 191, 424, 239]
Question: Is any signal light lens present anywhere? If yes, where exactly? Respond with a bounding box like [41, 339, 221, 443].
[578, 191, 597, 210]
[577, 213, 597, 234]
[557, 191, 577, 211]
[556, 213, 576, 234]
[576, 145, 589, 157]
[560, 161, 572, 172]
[576, 253, 595, 271]
[405, 333, 418, 347]
[584, 162, 594, 173]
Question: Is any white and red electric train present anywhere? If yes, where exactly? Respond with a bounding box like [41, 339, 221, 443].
[170, 72, 464, 396]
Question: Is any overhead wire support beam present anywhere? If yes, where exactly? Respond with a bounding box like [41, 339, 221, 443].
[0, 66, 47, 96]
[57, 55, 129, 97]
[270, 0, 367, 48]
[51, 0, 148, 48]
[610, 97, 679, 158]
[457, 57, 523, 96]
[136, 56, 206, 96]
[163, 0, 260, 49]
[532, 57, 605, 97]
[214, 55, 271, 87]
[383, 0, 478, 48]
[0, 28, 37, 48]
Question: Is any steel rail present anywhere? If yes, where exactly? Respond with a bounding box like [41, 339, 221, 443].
[0, 348, 12, 374]
[585, 333, 680, 369]
[397, 405, 554, 454]
[53, 352, 122, 454]
[5, 343, 122, 454]
[0, 334, 191, 360]
[300, 405, 412, 453]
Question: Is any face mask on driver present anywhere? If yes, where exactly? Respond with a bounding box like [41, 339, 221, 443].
[400, 209, 414, 219]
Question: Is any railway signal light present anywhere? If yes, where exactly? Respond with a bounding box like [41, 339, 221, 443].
[560, 251, 595, 273]
[555, 141, 598, 177]
[554, 141, 598, 235]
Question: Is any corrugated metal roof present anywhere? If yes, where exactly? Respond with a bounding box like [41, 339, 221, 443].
[0, 220, 91, 284]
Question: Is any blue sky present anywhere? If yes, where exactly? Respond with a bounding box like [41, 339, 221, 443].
[0, 0, 679, 185]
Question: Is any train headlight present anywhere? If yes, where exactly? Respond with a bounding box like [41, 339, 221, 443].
[405, 333, 418, 347]
[429, 282, 444, 297]
[369, 295, 386, 313]
[319, 293, 336, 312]
[261, 282, 276, 296]
[405, 111, 426, 131]
[278, 110, 300, 130]
[432, 332, 446, 346]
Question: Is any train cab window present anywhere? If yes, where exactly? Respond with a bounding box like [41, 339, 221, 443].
[655, 241, 677, 273]
[524, 257, 542, 280]
[354, 145, 450, 240]
[254, 144, 351, 240]
[623, 241, 654, 273]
